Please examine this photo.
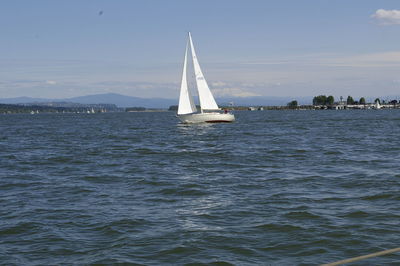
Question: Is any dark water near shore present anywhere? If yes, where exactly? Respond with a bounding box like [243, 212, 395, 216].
[1, 110, 399, 265]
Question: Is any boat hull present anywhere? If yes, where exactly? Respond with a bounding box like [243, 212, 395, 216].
[178, 112, 235, 123]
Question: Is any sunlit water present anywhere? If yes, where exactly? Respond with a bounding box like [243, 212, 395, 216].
[1, 110, 399, 265]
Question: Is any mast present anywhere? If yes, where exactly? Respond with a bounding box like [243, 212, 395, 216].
[188, 32, 219, 112]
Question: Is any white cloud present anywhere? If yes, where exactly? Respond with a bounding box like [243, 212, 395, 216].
[371, 9, 400, 25]
[45, 80, 57, 85]
[326, 51, 400, 67]
[206, 80, 263, 97]
[212, 87, 260, 97]
[210, 81, 227, 87]
[242, 51, 400, 68]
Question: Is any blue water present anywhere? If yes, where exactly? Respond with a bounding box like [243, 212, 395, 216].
[1, 110, 399, 265]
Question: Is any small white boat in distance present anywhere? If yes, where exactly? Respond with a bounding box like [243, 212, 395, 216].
[177, 32, 235, 123]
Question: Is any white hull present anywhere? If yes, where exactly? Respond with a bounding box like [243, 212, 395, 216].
[178, 112, 235, 123]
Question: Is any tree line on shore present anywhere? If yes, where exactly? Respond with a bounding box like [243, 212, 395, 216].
[310, 95, 398, 106]
[311, 95, 368, 105]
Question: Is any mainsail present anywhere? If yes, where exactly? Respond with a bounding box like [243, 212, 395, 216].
[188, 32, 219, 111]
[177, 39, 197, 115]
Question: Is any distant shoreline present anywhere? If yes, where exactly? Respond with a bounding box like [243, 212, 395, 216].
[2, 103, 400, 115]
[225, 103, 399, 111]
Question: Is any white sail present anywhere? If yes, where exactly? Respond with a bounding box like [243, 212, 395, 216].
[188, 32, 219, 111]
[178, 39, 197, 115]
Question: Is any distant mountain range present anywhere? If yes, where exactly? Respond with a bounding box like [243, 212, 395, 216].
[0, 93, 176, 108]
[0, 93, 312, 108]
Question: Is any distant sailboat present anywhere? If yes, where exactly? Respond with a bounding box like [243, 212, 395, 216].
[177, 32, 235, 123]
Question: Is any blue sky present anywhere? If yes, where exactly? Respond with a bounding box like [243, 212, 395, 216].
[1, 0, 400, 100]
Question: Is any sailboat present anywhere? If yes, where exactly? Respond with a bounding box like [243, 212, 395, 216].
[177, 32, 235, 123]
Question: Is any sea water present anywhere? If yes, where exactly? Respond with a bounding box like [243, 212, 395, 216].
[1, 110, 399, 265]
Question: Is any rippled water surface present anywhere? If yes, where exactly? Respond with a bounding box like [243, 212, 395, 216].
[1, 110, 400, 265]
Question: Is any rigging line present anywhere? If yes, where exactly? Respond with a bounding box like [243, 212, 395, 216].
[321, 247, 400, 266]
